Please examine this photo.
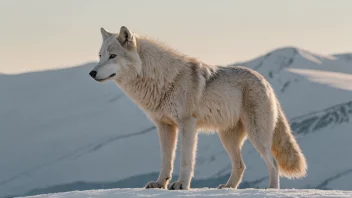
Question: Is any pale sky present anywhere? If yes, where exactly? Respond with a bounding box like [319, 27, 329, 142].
[0, 0, 351, 74]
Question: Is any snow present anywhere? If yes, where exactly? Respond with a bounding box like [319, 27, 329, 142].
[287, 69, 352, 91]
[1, 47, 352, 198]
[19, 188, 352, 198]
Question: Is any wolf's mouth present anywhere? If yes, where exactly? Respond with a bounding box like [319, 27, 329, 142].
[95, 73, 116, 82]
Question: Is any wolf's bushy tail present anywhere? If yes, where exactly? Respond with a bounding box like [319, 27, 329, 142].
[271, 103, 307, 178]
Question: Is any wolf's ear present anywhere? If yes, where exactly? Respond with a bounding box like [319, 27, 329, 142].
[118, 26, 133, 43]
[100, 28, 112, 40]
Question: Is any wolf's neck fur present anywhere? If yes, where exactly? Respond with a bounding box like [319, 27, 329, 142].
[115, 36, 193, 112]
[137, 36, 189, 83]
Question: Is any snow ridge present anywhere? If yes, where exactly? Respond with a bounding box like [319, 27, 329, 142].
[291, 100, 352, 135]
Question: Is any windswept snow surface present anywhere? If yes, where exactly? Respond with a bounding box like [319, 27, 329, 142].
[1, 47, 352, 198]
[19, 188, 352, 198]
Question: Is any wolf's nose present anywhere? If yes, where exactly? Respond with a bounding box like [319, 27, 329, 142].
[89, 71, 97, 78]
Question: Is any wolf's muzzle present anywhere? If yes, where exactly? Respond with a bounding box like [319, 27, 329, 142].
[89, 70, 97, 78]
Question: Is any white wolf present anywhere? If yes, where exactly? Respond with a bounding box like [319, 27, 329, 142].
[89, 26, 307, 190]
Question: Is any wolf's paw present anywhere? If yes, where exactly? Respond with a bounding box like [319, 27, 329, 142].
[168, 181, 189, 190]
[145, 181, 164, 189]
[217, 184, 234, 189]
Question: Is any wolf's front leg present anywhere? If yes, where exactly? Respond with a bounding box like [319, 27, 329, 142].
[168, 118, 198, 190]
[145, 123, 177, 189]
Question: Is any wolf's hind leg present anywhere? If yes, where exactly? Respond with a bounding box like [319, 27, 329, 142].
[242, 111, 280, 189]
[217, 121, 247, 189]
[247, 134, 279, 188]
[145, 123, 177, 189]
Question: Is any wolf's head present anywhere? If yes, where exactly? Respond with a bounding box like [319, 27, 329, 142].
[89, 26, 142, 82]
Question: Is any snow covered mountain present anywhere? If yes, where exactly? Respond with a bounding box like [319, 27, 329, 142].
[1, 47, 352, 198]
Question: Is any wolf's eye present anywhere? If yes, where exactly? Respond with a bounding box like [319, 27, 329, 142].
[109, 54, 117, 59]
[99, 54, 101, 58]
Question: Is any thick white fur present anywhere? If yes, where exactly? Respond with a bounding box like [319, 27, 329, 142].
[90, 26, 307, 190]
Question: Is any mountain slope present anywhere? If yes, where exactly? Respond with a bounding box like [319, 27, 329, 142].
[1, 48, 352, 198]
[231, 47, 352, 117]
